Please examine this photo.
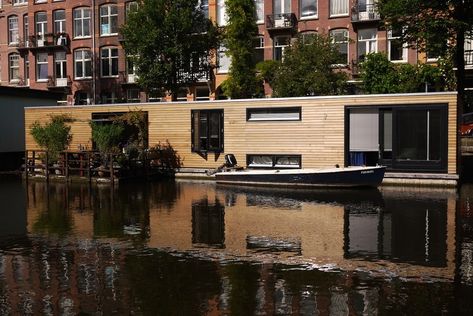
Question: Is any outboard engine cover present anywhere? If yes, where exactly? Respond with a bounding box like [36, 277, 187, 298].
[224, 154, 238, 167]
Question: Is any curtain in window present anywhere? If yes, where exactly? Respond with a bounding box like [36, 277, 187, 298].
[330, 0, 348, 16]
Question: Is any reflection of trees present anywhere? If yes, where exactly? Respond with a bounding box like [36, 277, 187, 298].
[147, 181, 180, 210]
[32, 183, 73, 237]
[93, 183, 150, 243]
[221, 264, 260, 315]
[124, 251, 221, 315]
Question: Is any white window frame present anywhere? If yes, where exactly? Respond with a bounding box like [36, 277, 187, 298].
[55, 51, 67, 79]
[388, 28, 408, 63]
[126, 1, 139, 20]
[24, 58, 30, 86]
[12, 0, 28, 6]
[273, 0, 291, 14]
[255, 0, 264, 24]
[36, 52, 48, 82]
[273, 35, 290, 61]
[254, 35, 265, 64]
[54, 10, 66, 34]
[35, 12, 47, 40]
[8, 16, 19, 45]
[74, 7, 91, 38]
[300, 0, 318, 20]
[330, 28, 349, 66]
[217, 0, 228, 26]
[329, 0, 349, 17]
[100, 4, 118, 36]
[74, 49, 92, 80]
[127, 89, 141, 103]
[198, 0, 209, 18]
[9, 54, 20, 83]
[357, 28, 377, 61]
[23, 15, 29, 47]
[100, 47, 119, 78]
[217, 45, 230, 74]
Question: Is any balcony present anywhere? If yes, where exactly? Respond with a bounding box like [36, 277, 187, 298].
[47, 76, 72, 90]
[19, 33, 70, 52]
[351, 4, 381, 23]
[120, 71, 138, 85]
[266, 13, 298, 34]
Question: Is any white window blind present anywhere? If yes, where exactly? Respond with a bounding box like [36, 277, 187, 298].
[349, 109, 379, 151]
[330, 0, 348, 16]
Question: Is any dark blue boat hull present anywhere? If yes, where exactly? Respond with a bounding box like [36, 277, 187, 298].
[215, 167, 386, 188]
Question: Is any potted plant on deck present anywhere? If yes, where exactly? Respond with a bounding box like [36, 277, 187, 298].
[90, 121, 125, 177]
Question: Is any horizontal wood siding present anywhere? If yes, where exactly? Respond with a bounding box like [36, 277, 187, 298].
[24, 93, 458, 174]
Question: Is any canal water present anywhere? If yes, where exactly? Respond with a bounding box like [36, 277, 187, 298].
[0, 177, 472, 315]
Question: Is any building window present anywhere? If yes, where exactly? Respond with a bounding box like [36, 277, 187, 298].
[74, 7, 91, 38]
[217, 0, 228, 26]
[74, 49, 92, 79]
[127, 89, 140, 103]
[388, 28, 407, 62]
[357, 28, 377, 61]
[273, 0, 291, 14]
[300, 0, 317, 18]
[466, 32, 473, 67]
[301, 31, 316, 44]
[9, 54, 20, 83]
[101, 47, 119, 77]
[35, 0, 46, 3]
[191, 109, 224, 153]
[23, 15, 29, 47]
[55, 51, 67, 80]
[330, 29, 348, 65]
[101, 92, 116, 104]
[100, 4, 118, 36]
[75, 91, 91, 105]
[196, 86, 210, 101]
[255, 0, 264, 23]
[13, 0, 28, 5]
[330, 0, 348, 17]
[217, 46, 230, 73]
[198, 0, 209, 17]
[8, 16, 19, 45]
[24, 58, 30, 85]
[126, 1, 139, 19]
[274, 35, 290, 61]
[54, 10, 66, 34]
[247, 107, 301, 121]
[36, 52, 48, 81]
[247, 155, 301, 168]
[253, 36, 264, 64]
[35, 12, 47, 39]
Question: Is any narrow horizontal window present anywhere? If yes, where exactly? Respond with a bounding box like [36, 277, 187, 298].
[247, 154, 301, 169]
[247, 107, 301, 121]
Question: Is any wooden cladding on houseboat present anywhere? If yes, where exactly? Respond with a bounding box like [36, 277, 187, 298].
[24, 93, 458, 174]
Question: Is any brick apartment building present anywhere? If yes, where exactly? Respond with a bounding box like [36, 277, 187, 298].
[1, 0, 472, 104]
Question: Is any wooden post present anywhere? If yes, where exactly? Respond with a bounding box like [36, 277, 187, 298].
[65, 152, 69, 180]
[45, 151, 49, 182]
[32, 151, 36, 176]
[110, 153, 114, 185]
[24, 150, 28, 181]
[88, 152, 92, 183]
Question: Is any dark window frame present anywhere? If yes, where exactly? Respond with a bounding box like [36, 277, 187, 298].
[246, 154, 302, 169]
[191, 109, 224, 153]
[344, 104, 448, 173]
[246, 106, 302, 122]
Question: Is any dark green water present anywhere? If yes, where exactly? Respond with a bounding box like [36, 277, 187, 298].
[0, 177, 472, 315]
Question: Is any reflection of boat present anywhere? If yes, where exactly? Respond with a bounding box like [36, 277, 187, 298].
[215, 165, 386, 188]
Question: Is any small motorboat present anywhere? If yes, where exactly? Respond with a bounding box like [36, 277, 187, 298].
[214, 154, 386, 188]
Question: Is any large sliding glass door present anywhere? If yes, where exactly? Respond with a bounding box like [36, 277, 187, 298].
[348, 105, 448, 172]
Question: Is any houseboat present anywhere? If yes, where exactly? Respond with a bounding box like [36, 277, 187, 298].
[23, 92, 459, 186]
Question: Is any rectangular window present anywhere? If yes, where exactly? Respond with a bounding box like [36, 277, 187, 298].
[247, 107, 301, 121]
[127, 89, 140, 103]
[24, 58, 30, 85]
[74, 49, 92, 79]
[9, 54, 20, 82]
[300, 0, 317, 18]
[330, 29, 348, 65]
[126, 1, 139, 19]
[54, 10, 66, 34]
[217, 46, 230, 73]
[247, 155, 301, 169]
[23, 15, 29, 47]
[100, 5, 118, 35]
[35, 12, 47, 39]
[13, 0, 28, 5]
[330, 0, 348, 17]
[253, 36, 264, 64]
[255, 0, 264, 23]
[217, 0, 228, 26]
[274, 35, 290, 61]
[273, 0, 291, 14]
[198, 0, 209, 17]
[8, 16, 19, 44]
[74, 7, 91, 38]
[191, 110, 224, 153]
[55, 51, 67, 86]
[36, 52, 48, 81]
[101, 47, 119, 77]
[465, 32, 473, 67]
[196, 86, 210, 101]
[357, 28, 377, 61]
[388, 28, 407, 62]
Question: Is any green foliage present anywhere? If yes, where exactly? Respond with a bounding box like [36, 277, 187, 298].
[113, 110, 148, 151]
[30, 114, 74, 162]
[360, 53, 453, 94]
[221, 0, 262, 98]
[256, 60, 280, 88]
[121, 0, 220, 100]
[148, 141, 182, 171]
[269, 34, 348, 97]
[90, 122, 125, 155]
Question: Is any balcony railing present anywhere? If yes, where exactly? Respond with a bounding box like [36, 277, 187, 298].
[20, 33, 70, 50]
[351, 4, 381, 23]
[47, 75, 72, 89]
[266, 13, 297, 31]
